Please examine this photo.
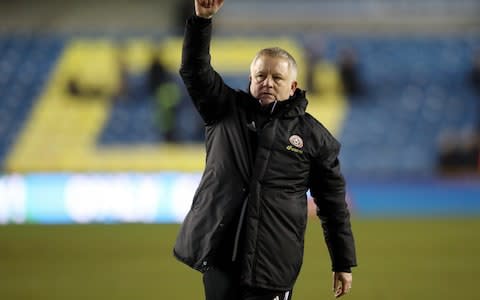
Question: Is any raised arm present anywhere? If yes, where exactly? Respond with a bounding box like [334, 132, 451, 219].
[179, 0, 233, 124]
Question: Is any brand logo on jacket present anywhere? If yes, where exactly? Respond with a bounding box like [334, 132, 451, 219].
[289, 135, 303, 148]
[286, 135, 304, 154]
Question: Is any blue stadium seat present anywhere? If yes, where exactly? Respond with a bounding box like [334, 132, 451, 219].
[0, 33, 479, 176]
[326, 35, 480, 175]
[0, 34, 65, 170]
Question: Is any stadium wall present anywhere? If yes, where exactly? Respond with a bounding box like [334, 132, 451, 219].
[1, 173, 479, 224]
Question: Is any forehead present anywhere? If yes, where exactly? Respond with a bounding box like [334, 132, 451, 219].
[251, 55, 290, 73]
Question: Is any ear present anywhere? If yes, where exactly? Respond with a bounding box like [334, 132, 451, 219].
[290, 80, 298, 96]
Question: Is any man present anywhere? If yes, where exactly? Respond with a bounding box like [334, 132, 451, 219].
[338, 48, 364, 98]
[174, 1, 357, 299]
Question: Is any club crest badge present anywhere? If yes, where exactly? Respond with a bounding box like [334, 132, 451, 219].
[289, 135, 303, 149]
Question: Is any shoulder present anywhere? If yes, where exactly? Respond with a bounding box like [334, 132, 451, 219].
[303, 113, 336, 138]
[303, 113, 341, 151]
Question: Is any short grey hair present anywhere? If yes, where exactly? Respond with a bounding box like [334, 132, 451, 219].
[250, 47, 298, 80]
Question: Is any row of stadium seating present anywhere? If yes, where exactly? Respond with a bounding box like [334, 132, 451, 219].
[0, 33, 479, 175]
[0, 34, 64, 167]
[317, 36, 479, 174]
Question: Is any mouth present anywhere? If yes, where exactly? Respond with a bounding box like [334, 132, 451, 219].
[260, 92, 276, 99]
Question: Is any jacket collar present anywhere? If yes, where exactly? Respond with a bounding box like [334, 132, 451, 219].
[248, 88, 308, 118]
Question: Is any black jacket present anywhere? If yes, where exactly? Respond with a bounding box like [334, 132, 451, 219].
[174, 15, 357, 291]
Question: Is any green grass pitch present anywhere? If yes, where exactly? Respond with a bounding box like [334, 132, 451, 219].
[0, 218, 479, 300]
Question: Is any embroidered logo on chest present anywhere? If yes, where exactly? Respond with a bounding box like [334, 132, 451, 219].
[286, 135, 304, 154]
[289, 135, 303, 148]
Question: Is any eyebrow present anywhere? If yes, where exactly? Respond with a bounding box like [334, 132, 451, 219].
[254, 72, 284, 77]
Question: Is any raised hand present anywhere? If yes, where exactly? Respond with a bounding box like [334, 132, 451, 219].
[194, 0, 225, 19]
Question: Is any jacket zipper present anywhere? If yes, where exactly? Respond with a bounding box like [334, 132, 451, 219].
[231, 195, 248, 261]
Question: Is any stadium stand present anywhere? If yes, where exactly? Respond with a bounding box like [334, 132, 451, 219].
[98, 34, 480, 175]
[325, 36, 480, 175]
[1, 34, 479, 175]
[0, 34, 64, 171]
[0, 0, 479, 175]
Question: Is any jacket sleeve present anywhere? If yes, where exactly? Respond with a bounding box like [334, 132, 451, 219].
[309, 136, 357, 272]
[179, 15, 235, 124]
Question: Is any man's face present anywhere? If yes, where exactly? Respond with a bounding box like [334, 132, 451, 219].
[249, 55, 297, 105]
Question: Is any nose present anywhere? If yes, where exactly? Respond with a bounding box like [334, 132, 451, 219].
[262, 75, 273, 87]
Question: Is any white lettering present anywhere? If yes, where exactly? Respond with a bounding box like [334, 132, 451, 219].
[171, 174, 200, 222]
[0, 175, 26, 224]
[65, 174, 162, 223]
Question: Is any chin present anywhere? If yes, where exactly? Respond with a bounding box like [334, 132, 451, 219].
[259, 98, 275, 106]
[258, 97, 276, 105]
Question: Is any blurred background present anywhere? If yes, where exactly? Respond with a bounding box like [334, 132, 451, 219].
[0, 0, 480, 299]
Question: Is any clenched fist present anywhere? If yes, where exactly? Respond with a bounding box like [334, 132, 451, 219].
[194, 0, 225, 19]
